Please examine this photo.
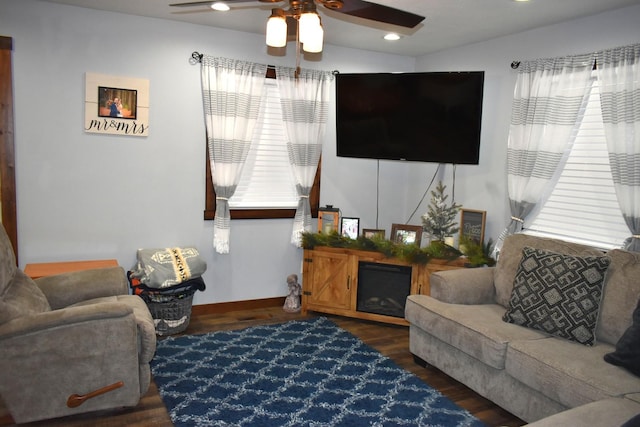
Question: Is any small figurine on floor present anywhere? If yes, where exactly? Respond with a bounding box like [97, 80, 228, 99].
[283, 273, 302, 313]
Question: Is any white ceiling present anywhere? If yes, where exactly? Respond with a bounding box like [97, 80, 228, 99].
[40, 0, 640, 56]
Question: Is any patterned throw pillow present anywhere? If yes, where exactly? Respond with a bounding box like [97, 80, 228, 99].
[503, 247, 610, 346]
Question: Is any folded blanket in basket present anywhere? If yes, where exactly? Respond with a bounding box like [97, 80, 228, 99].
[130, 247, 207, 289]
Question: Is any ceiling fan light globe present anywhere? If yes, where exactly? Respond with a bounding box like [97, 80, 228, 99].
[299, 12, 320, 44]
[266, 15, 287, 47]
[303, 25, 323, 53]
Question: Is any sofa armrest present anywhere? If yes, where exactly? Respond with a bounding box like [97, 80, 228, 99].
[430, 266, 496, 304]
[35, 266, 128, 309]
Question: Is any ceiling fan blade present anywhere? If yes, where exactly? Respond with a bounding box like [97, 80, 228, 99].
[170, 0, 280, 7]
[170, 1, 224, 6]
[328, 0, 424, 28]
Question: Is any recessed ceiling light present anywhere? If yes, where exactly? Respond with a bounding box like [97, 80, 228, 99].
[513, 0, 530, 2]
[211, 2, 230, 11]
[384, 33, 401, 41]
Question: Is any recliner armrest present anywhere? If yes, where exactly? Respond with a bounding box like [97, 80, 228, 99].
[35, 267, 128, 309]
[0, 301, 133, 339]
[430, 267, 497, 304]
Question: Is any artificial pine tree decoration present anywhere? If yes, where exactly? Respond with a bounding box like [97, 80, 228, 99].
[421, 181, 462, 242]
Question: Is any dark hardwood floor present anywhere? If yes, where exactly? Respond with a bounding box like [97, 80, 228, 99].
[0, 304, 525, 426]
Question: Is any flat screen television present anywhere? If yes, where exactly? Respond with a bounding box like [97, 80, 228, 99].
[335, 71, 484, 164]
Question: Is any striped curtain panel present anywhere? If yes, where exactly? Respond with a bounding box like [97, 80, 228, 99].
[597, 43, 640, 252]
[201, 56, 266, 254]
[493, 54, 595, 257]
[275, 66, 334, 246]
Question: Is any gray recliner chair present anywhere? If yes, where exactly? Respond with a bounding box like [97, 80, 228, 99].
[0, 224, 156, 424]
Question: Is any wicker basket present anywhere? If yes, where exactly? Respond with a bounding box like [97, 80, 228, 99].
[144, 292, 194, 336]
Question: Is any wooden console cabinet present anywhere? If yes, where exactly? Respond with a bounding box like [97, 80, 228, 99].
[301, 246, 465, 326]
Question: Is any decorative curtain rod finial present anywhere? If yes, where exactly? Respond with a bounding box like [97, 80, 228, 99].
[191, 51, 203, 64]
[511, 61, 521, 69]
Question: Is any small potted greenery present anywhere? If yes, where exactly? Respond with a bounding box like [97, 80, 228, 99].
[421, 181, 461, 244]
[459, 236, 496, 267]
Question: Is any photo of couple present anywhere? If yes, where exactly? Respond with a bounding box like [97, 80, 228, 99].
[98, 86, 137, 120]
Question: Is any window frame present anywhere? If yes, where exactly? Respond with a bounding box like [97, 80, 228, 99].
[203, 67, 321, 220]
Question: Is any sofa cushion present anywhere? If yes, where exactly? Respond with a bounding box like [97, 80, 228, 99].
[522, 397, 640, 427]
[405, 294, 548, 369]
[0, 224, 50, 325]
[503, 247, 610, 346]
[604, 297, 640, 377]
[596, 249, 640, 346]
[0, 228, 17, 296]
[0, 270, 51, 325]
[506, 337, 640, 409]
[494, 234, 605, 308]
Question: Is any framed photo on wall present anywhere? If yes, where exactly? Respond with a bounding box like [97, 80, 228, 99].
[459, 209, 486, 244]
[84, 72, 149, 137]
[340, 217, 360, 239]
[391, 224, 422, 246]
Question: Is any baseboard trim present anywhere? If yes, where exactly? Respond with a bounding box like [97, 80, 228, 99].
[191, 297, 286, 316]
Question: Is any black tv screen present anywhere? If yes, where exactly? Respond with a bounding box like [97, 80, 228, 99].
[335, 71, 484, 164]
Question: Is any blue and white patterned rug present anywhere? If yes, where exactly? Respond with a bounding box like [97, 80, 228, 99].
[151, 317, 485, 427]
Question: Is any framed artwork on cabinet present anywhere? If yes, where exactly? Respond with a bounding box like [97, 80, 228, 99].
[391, 224, 422, 246]
[363, 228, 385, 239]
[460, 209, 486, 244]
[340, 217, 360, 239]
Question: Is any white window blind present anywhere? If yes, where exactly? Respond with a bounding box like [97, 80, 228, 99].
[229, 79, 298, 209]
[526, 76, 629, 250]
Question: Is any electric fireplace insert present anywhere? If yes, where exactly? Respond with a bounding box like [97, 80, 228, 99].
[356, 261, 412, 318]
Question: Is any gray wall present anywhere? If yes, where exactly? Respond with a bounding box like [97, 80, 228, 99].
[1, 0, 639, 305]
[410, 5, 640, 247]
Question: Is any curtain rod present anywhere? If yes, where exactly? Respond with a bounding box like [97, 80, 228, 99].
[190, 51, 339, 74]
[510, 59, 598, 70]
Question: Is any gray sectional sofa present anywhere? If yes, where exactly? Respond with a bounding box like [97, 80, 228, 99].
[405, 234, 640, 425]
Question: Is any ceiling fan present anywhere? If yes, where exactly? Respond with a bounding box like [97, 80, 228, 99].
[171, 0, 424, 75]
[169, 0, 425, 29]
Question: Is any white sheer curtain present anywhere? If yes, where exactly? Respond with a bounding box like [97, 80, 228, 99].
[597, 43, 640, 252]
[493, 54, 595, 257]
[201, 56, 266, 254]
[275, 66, 334, 246]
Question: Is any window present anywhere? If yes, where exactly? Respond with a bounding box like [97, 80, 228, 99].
[204, 68, 320, 220]
[229, 79, 298, 209]
[526, 75, 629, 249]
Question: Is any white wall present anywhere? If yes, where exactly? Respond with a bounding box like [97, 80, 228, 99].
[0, 0, 414, 305]
[410, 4, 640, 247]
[1, 0, 639, 305]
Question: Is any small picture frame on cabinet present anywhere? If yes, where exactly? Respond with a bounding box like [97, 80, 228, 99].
[363, 229, 385, 239]
[459, 209, 486, 245]
[391, 224, 423, 246]
[340, 217, 360, 240]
